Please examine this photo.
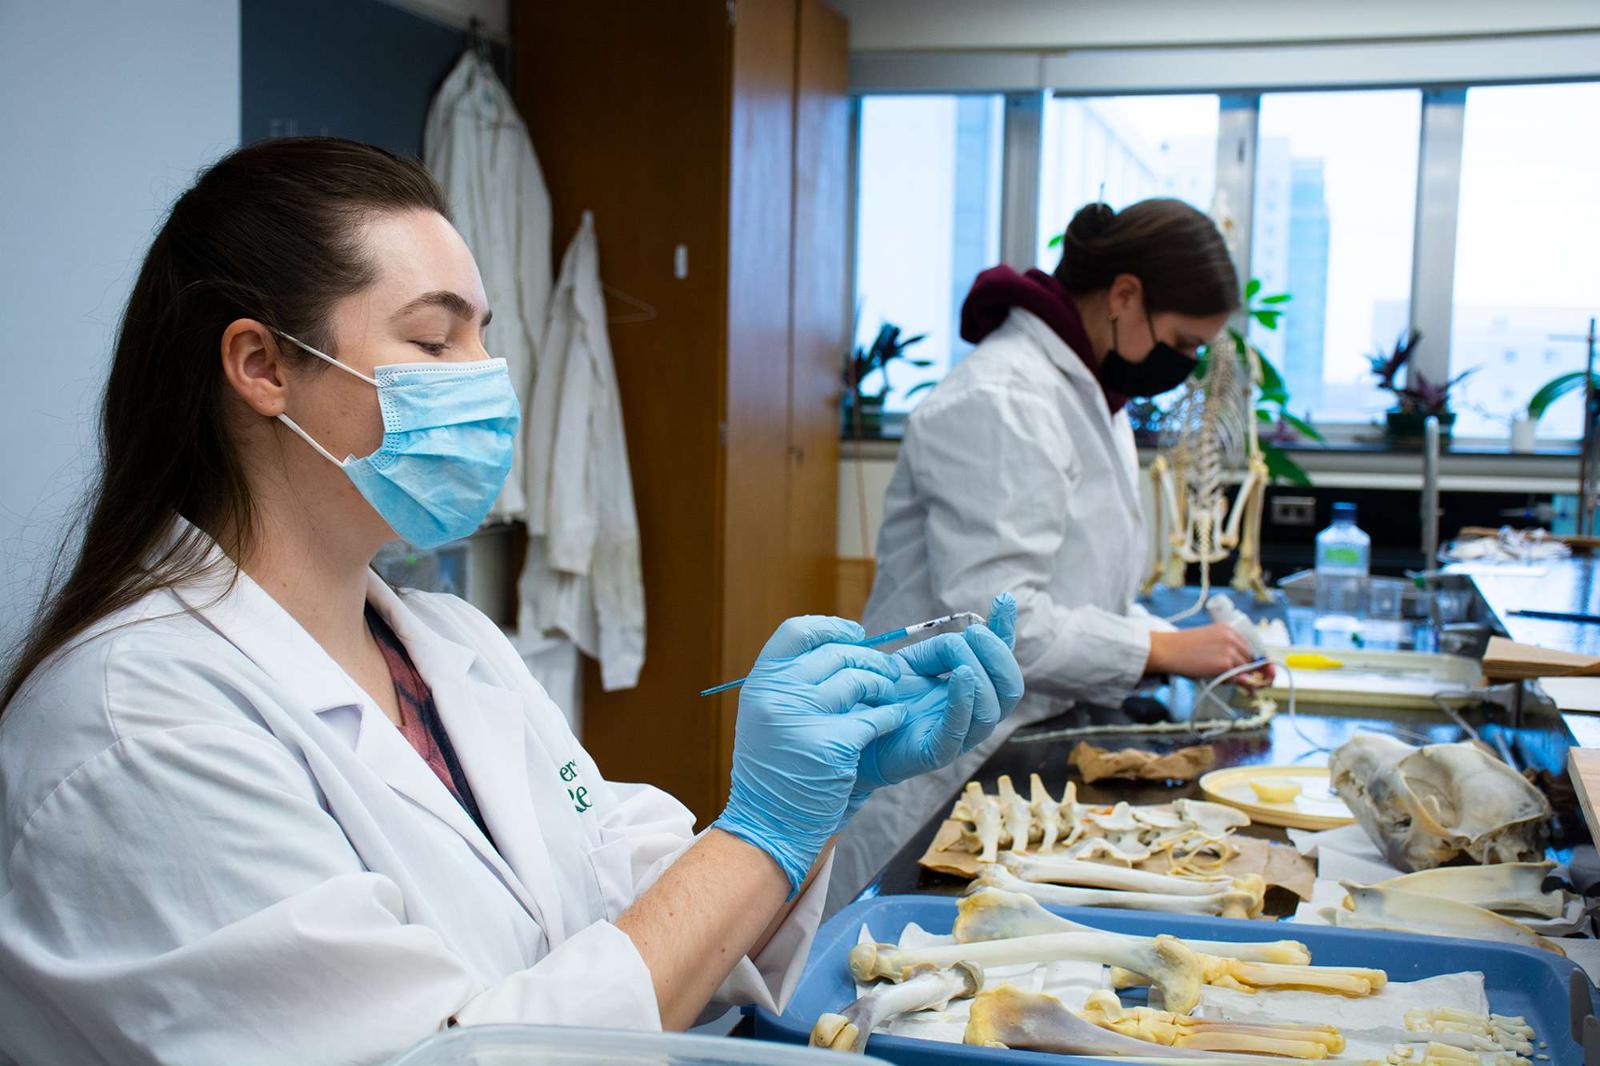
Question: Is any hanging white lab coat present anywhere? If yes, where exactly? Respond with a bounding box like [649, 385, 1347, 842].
[827, 308, 1172, 912]
[519, 212, 645, 692]
[0, 523, 824, 1066]
[425, 50, 551, 522]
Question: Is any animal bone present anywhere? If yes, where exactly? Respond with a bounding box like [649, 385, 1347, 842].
[1029, 773, 1062, 852]
[1000, 852, 1230, 896]
[1064, 836, 1147, 866]
[1329, 735, 1550, 871]
[1088, 801, 1141, 833]
[1327, 884, 1565, 956]
[1403, 1008, 1535, 1057]
[1135, 807, 1189, 830]
[963, 781, 1002, 863]
[850, 931, 1204, 1014]
[1081, 989, 1345, 1058]
[810, 962, 982, 1054]
[997, 775, 1033, 854]
[1116, 958, 1385, 998]
[1172, 799, 1251, 835]
[1368, 863, 1567, 919]
[975, 863, 1261, 919]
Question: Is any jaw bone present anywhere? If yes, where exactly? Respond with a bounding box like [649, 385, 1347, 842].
[1081, 989, 1345, 1058]
[1329, 735, 1549, 872]
[954, 887, 1310, 964]
[850, 930, 1204, 1014]
[1328, 883, 1565, 956]
[997, 775, 1033, 854]
[974, 863, 1262, 919]
[1368, 863, 1568, 919]
[810, 962, 982, 1054]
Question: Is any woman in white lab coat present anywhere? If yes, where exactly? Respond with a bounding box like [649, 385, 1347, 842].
[0, 138, 1021, 1066]
[830, 200, 1256, 910]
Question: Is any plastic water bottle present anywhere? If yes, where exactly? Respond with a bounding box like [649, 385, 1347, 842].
[1314, 502, 1370, 633]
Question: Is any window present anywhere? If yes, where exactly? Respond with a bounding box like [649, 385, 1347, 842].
[1449, 83, 1600, 439]
[854, 95, 1003, 414]
[1036, 94, 1219, 266]
[1249, 90, 1421, 424]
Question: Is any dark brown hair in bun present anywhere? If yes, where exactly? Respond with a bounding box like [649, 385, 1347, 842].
[1054, 198, 1240, 317]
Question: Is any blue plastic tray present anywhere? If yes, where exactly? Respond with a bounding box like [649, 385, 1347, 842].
[753, 895, 1595, 1065]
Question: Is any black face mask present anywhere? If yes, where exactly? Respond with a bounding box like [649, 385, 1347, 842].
[1098, 314, 1198, 397]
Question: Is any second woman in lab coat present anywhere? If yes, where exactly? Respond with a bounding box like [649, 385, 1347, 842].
[830, 199, 1256, 910]
[0, 138, 1022, 1065]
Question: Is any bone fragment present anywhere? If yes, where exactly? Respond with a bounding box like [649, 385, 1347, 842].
[997, 775, 1033, 854]
[1001, 851, 1230, 896]
[1172, 799, 1252, 835]
[1368, 863, 1567, 919]
[810, 962, 982, 1054]
[1065, 836, 1148, 866]
[1089, 801, 1142, 833]
[1030, 773, 1062, 852]
[1403, 1007, 1536, 1057]
[974, 863, 1262, 920]
[964, 781, 1002, 863]
[953, 887, 1310, 964]
[1329, 884, 1565, 956]
[1081, 989, 1345, 1058]
[851, 930, 1204, 1014]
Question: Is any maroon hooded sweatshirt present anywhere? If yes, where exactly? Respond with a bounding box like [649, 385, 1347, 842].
[958, 265, 1128, 415]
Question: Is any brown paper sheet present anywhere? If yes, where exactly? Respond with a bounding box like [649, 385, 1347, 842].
[1068, 740, 1216, 783]
[1483, 636, 1600, 681]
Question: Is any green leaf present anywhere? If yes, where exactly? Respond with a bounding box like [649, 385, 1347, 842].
[1245, 278, 1262, 300]
[1254, 349, 1287, 396]
[1261, 441, 1313, 486]
[1047, 233, 1064, 249]
[1251, 309, 1282, 330]
[1528, 370, 1596, 421]
[907, 359, 936, 368]
[1259, 293, 1292, 305]
[1256, 408, 1274, 423]
[904, 381, 936, 398]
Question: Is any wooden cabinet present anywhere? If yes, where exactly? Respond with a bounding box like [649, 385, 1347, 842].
[513, 0, 849, 821]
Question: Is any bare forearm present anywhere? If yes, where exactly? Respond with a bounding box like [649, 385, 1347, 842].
[615, 828, 790, 1030]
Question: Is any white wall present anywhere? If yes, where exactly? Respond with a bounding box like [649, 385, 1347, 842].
[0, 1, 240, 661]
[835, 0, 1600, 52]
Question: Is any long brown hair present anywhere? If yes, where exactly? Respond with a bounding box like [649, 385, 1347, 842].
[1054, 198, 1240, 316]
[1, 137, 448, 710]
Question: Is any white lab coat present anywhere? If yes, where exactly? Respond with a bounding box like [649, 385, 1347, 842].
[0, 524, 824, 1066]
[519, 212, 645, 692]
[827, 308, 1171, 912]
[425, 50, 552, 522]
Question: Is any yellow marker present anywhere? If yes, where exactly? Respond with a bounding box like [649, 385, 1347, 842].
[1250, 779, 1303, 804]
[1284, 652, 1344, 670]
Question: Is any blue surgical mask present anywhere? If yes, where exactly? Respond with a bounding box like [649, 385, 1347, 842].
[274, 333, 521, 549]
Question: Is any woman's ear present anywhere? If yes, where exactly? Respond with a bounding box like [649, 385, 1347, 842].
[220, 319, 289, 417]
[1105, 273, 1144, 321]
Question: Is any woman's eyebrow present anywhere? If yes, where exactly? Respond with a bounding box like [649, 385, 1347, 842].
[391, 290, 489, 324]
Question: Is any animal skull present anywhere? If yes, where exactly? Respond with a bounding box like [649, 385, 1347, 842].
[1328, 735, 1549, 871]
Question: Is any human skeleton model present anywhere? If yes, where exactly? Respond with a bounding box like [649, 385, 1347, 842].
[1142, 328, 1272, 615]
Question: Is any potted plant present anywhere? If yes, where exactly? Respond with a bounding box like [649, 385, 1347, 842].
[1526, 368, 1597, 444]
[1368, 328, 1474, 445]
[841, 322, 932, 438]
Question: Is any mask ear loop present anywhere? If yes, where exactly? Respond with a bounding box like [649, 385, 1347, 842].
[271, 330, 378, 467]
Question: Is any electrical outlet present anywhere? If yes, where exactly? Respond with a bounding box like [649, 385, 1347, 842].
[1271, 495, 1317, 527]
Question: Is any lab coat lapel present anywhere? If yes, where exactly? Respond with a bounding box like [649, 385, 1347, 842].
[367, 578, 571, 943]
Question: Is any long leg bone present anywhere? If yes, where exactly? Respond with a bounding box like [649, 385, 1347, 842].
[973, 863, 1262, 919]
[1329, 884, 1565, 956]
[810, 962, 982, 1054]
[954, 887, 1311, 964]
[1001, 852, 1230, 896]
[850, 931, 1204, 1014]
[1161, 958, 1387, 998]
[1030, 773, 1061, 852]
[997, 775, 1033, 854]
[1369, 863, 1568, 919]
[1081, 989, 1345, 1058]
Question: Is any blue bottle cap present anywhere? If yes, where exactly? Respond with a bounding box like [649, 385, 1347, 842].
[1332, 502, 1357, 522]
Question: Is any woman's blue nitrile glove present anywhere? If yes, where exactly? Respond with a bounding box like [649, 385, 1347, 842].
[846, 595, 1023, 816]
[711, 616, 912, 893]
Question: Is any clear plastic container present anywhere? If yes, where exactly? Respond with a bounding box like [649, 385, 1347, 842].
[1313, 502, 1370, 633]
[386, 1024, 885, 1066]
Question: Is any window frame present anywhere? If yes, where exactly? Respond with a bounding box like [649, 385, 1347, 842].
[848, 36, 1600, 448]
